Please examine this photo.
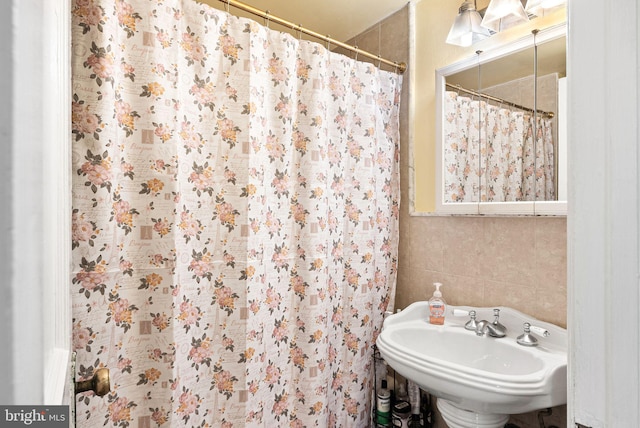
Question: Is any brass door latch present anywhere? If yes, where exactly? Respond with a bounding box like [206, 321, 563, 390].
[74, 367, 110, 396]
[70, 352, 111, 428]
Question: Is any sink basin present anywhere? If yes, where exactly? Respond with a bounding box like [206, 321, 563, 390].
[376, 302, 567, 427]
[389, 325, 545, 376]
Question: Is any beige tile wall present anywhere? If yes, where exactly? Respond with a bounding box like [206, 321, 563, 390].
[398, 215, 567, 328]
[344, 6, 567, 427]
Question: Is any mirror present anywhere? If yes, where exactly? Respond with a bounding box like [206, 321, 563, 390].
[435, 24, 567, 215]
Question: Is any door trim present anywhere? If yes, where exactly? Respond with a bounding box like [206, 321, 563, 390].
[42, 0, 72, 405]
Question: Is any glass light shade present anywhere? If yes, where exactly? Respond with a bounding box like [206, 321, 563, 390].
[525, 0, 566, 16]
[481, 0, 529, 33]
[446, 3, 491, 47]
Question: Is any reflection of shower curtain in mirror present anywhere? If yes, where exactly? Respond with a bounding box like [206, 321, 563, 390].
[443, 91, 555, 202]
[71, 0, 402, 426]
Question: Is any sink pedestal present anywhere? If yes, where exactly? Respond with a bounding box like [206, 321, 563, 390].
[437, 399, 509, 428]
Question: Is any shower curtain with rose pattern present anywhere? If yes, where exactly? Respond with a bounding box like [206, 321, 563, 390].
[71, 0, 401, 427]
[443, 91, 554, 202]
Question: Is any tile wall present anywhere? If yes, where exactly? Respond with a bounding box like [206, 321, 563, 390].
[398, 215, 567, 328]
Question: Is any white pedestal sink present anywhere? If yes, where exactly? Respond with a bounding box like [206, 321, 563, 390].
[376, 303, 567, 428]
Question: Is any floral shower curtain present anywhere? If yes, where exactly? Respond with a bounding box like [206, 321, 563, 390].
[71, 0, 401, 427]
[443, 91, 554, 202]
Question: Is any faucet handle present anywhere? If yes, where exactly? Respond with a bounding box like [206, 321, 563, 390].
[517, 322, 550, 346]
[492, 308, 507, 334]
[466, 310, 478, 331]
[452, 309, 478, 331]
[529, 324, 550, 338]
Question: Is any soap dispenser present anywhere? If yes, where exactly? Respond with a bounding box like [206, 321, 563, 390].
[428, 282, 446, 325]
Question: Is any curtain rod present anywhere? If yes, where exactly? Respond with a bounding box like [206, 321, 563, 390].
[445, 83, 554, 119]
[218, 0, 407, 74]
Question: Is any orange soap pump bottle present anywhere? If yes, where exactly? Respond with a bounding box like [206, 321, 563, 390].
[428, 282, 446, 325]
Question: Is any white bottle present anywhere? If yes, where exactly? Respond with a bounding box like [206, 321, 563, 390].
[428, 282, 446, 325]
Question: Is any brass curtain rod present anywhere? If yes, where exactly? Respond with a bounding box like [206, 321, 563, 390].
[218, 0, 407, 74]
[446, 83, 554, 119]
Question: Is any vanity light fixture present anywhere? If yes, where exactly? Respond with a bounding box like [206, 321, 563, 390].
[446, 0, 491, 47]
[524, 0, 566, 16]
[481, 0, 529, 33]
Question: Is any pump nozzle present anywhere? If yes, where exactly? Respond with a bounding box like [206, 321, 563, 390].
[433, 282, 443, 297]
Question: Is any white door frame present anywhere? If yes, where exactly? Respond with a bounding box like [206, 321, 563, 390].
[567, 0, 640, 426]
[41, 0, 72, 405]
[11, 0, 71, 404]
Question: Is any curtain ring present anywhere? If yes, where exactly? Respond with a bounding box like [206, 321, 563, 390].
[377, 55, 382, 69]
[297, 24, 302, 40]
[225, 0, 230, 13]
[264, 10, 270, 28]
[326, 36, 331, 51]
[394, 62, 398, 74]
[354, 45, 358, 61]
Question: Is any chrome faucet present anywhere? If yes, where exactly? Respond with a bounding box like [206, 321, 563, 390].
[465, 310, 478, 331]
[452, 309, 479, 331]
[516, 322, 550, 346]
[475, 319, 507, 338]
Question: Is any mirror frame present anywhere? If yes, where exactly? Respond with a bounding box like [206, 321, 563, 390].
[435, 23, 567, 216]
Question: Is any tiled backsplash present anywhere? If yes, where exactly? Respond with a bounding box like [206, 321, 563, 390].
[397, 215, 567, 328]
